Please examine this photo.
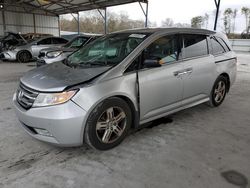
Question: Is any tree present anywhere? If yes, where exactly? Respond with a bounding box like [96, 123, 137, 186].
[161, 18, 174, 27]
[223, 8, 233, 34]
[191, 16, 204, 28]
[241, 7, 250, 33]
[60, 11, 145, 34]
[232, 9, 237, 34]
[204, 13, 209, 29]
[174, 23, 191, 28]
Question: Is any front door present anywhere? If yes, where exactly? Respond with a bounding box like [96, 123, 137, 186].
[138, 34, 184, 121]
[31, 38, 52, 57]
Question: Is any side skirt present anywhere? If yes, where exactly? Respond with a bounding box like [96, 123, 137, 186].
[138, 97, 210, 125]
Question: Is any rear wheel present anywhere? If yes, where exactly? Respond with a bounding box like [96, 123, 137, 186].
[84, 97, 132, 150]
[17, 51, 31, 63]
[209, 76, 228, 107]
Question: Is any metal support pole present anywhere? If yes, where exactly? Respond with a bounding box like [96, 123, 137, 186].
[1, 9, 6, 32]
[139, 1, 148, 28]
[97, 8, 107, 34]
[145, 1, 148, 27]
[104, 8, 107, 34]
[58, 15, 61, 37]
[214, 0, 221, 31]
[77, 12, 80, 34]
[33, 13, 36, 34]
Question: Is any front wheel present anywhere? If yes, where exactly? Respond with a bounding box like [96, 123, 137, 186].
[17, 51, 31, 63]
[84, 97, 132, 150]
[209, 76, 228, 107]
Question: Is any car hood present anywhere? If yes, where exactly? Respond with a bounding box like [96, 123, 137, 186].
[20, 62, 110, 92]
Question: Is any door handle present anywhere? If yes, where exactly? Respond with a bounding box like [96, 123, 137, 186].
[185, 68, 193, 74]
[174, 68, 193, 77]
[173, 71, 186, 77]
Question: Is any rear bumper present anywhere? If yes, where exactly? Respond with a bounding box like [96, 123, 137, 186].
[13, 94, 87, 146]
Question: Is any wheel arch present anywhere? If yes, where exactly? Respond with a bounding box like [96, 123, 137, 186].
[219, 72, 230, 92]
[80, 93, 139, 145]
[16, 50, 32, 61]
[113, 95, 139, 129]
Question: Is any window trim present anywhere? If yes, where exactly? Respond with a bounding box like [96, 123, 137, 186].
[217, 37, 231, 52]
[210, 36, 230, 56]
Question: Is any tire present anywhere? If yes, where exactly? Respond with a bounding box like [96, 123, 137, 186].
[209, 76, 228, 107]
[84, 97, 132, 150]
[17, 51, 31, 63]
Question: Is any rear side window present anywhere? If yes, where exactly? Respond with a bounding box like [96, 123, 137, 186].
[181, 34, 208, 59]
[52, 37, 68, 44]
[216, 37, 230, 52]
[37, 38, 51, 45]
[210, 37, 227, 55]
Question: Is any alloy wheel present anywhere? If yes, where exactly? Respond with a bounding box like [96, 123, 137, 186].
[214, 80, 226, 103]
[96, 107, 127, 144]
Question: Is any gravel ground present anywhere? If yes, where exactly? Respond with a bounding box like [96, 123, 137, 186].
[0, 54, 250, 188]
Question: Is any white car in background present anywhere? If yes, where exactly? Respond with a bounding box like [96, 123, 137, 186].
[36, 34, 101, 67]
[1, 36, 68, 63]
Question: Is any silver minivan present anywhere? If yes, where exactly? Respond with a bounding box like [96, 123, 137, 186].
[13, 28, 237, 150]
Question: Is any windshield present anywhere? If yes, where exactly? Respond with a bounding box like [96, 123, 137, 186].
[67, 33, 149, 67]
[64, 36, 89, 48]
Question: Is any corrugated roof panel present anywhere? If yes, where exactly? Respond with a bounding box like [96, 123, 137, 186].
[18, 0, 147, 15]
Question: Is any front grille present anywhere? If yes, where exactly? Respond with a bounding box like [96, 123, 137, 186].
[16, 83, 39, 110]
[38, 51, 46, 58]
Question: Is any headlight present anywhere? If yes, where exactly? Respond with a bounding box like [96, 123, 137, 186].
[33, 90, 78, 107]
[46, 51, 62, 58]
[9, 46, 16, 50]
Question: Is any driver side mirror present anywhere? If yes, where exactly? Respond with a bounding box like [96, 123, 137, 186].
[143, 59, 161, 68]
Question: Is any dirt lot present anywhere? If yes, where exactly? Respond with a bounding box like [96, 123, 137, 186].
[0, 54, 250, 188]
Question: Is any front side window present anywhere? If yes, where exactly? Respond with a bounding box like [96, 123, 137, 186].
[143, 35, 179, 65]
[181, 34, 208, 59]
[67, 33, 149, 67]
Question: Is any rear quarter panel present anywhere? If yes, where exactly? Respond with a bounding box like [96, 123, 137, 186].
[214, 51, 237, 86]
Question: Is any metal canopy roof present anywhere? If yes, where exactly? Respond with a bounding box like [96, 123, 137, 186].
[2, 0, 148, 16]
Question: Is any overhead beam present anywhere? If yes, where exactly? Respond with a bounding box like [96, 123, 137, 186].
[1, 1, 59, 16]
[53, 0, 146, 15]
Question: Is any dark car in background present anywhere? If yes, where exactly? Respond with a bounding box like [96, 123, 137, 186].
[36, 34, 101, 67]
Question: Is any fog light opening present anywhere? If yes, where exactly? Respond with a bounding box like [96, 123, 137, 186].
[34, 128, 53, 137]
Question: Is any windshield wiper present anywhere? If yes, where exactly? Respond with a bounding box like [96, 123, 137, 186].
[79, 61, 107, 66]
[62, 58, 71, 66]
